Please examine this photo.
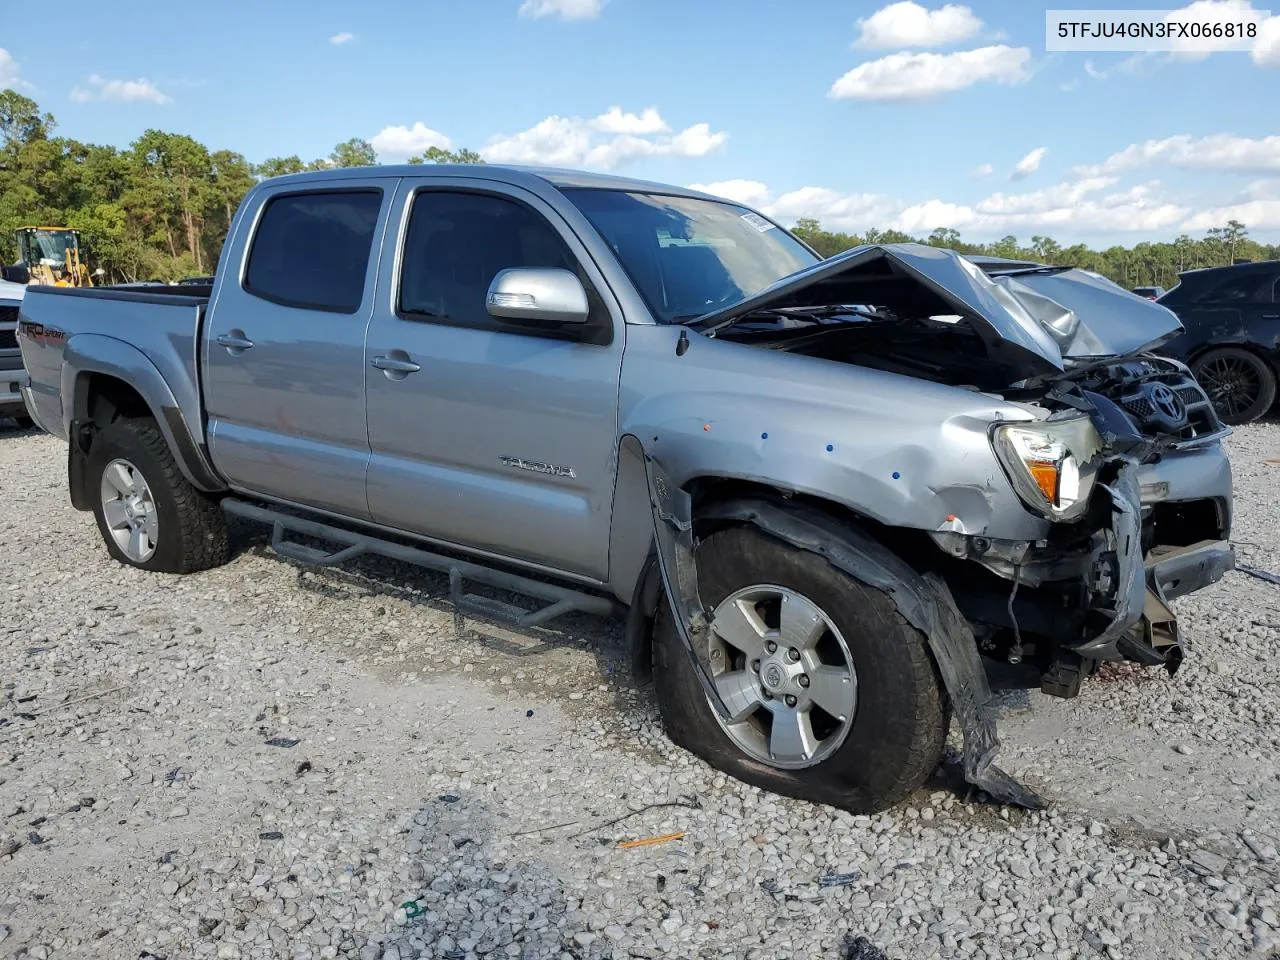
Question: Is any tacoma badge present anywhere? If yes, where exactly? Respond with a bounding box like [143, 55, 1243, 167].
[499, 456, 576, 479]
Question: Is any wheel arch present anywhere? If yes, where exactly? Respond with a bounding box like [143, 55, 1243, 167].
[636, 452, 1042, 808]
[627, 470, 940, 686]
[62, 336, 225, 510]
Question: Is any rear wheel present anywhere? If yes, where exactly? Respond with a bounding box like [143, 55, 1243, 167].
[1191, 347, 1276, 425]
[653, 525, 947, 813]
[88, 417, 229, 573]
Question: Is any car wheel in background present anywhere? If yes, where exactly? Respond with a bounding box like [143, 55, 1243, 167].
[1191, 347, 1277, 425]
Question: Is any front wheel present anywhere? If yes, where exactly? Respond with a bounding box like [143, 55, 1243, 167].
[88, 416, 230, 573]
[1191, 347, 1277, 425]
[653, 525, 947, 813]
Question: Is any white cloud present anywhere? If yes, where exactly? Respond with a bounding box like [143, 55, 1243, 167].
[518, 0, 604, 20]
[899, 178, 1187, 234]
[730, 175, 1190, 239]
[370, 122, 453, 161]
[69, 75, 171, 104]
[329, 32, 355, 45]
[971, 162, 995, 178]
[0, 48, 20, 89]
[1254, 14, 1280, 65]
[1166, 0, 1268, 60]
[687, 179, 772, 207]
[768, 186, 910, 234]
[482, 109, 726, 170]
[829, 45, 1030, 101]
[1011, 147, 1047, 180]
[1059, 78, 1082, 91]
[1180, 177, 1280, 229]
[854, 1, 983, 48]
[1082, 53, 1156, 80]
[975, 177, 1119, 215]
[591, 106, 668, 135]
[1077, 133, 1280, 176]
[1183, 199, 1280, 230]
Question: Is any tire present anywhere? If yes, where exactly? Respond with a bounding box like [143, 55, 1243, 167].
[88, 416, 229, 573]
[653, 525, 947, 814]
[1191, 347, 1277, 425]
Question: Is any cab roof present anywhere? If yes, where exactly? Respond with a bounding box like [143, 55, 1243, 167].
[253, 163, 720, 202]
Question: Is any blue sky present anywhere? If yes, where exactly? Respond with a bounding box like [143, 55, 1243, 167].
[3, 0, 1279, 244]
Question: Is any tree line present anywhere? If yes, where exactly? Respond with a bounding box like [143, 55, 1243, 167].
[0, 90, 481, 283]
[1, 89, 1274, 287]
[791, 220, 1278, 291]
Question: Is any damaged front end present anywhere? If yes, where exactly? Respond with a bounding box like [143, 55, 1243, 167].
[931, 364, 1234, 701]
[639, 244, 1235, 810]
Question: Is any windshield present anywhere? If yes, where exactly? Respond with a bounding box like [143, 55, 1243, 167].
[23, 230, 78, 266]
[562, 189, 817, 324]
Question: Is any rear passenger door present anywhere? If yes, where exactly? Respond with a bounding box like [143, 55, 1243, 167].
[203, 182, 392, 517]
[363, 178, 624, 580]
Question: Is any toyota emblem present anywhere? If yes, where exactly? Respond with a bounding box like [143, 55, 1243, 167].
[1148, 383, 1184, 421]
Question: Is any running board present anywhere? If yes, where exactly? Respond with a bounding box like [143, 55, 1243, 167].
[221, 499, 620, 629]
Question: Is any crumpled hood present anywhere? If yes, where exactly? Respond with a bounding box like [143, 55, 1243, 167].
[693, 243, 1183, 379]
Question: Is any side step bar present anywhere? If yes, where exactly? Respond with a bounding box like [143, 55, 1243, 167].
[221, 499, 620, 628]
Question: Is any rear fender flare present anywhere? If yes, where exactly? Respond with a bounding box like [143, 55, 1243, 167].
[62, 334, 224, 493]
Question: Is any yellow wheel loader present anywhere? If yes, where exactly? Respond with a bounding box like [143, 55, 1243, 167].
[6, 227, 97, 287]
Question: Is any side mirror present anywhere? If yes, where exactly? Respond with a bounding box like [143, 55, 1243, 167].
[486, 267, 589, 326]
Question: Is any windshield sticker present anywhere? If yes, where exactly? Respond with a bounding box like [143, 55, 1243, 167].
[739, 212, 776, 233]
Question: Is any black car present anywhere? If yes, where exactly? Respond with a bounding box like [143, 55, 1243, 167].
[1154, 260, 1280, 424]
[1131, 285, 1165, 300]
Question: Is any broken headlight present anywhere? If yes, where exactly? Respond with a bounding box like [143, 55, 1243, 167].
[992, 416, 1103, 522]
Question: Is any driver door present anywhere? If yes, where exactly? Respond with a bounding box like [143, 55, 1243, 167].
[362, 178, 624, 580]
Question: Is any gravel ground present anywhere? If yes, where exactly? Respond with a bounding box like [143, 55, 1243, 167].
[1, 417, 1279, 960]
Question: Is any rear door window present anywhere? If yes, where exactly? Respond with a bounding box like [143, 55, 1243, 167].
[245, 190, 383, 313]
[1194, 271, 1269, 304]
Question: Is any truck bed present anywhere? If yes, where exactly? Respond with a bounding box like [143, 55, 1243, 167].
[18, 285, 209, 443]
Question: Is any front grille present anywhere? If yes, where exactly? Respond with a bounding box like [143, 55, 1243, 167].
[1117, 364, 1223, 442]
[0, 305, 17, 324]
[0, 328, 16, 351]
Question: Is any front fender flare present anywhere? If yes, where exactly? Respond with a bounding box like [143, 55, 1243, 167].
[642, 469, 1045, 809]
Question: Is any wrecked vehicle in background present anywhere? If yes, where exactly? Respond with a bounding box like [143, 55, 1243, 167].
[16, 166, 1234, 813]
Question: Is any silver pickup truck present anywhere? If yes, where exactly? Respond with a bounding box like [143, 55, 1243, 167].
[17, 165, 1234, 812]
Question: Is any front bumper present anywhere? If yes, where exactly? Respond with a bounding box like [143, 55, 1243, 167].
[1073, 461, 1234, 665]
[0, 367, 27, 415]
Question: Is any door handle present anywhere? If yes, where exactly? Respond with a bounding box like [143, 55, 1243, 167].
[1262, 313, 1280, 319]
[215, 332, 255, 351]
[371, 355, 421, 374]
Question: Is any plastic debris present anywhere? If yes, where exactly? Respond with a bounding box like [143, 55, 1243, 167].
[438, 794, 460, 804]
[819, 871, 863, 887]
[259, 831, 284, 841]
[617, 831, 685, 849]
[264, 737, 300, 748]
[401, 901, 423, 918]
[1238, 564, 1280, 586]
[842, 934, 890, 960]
